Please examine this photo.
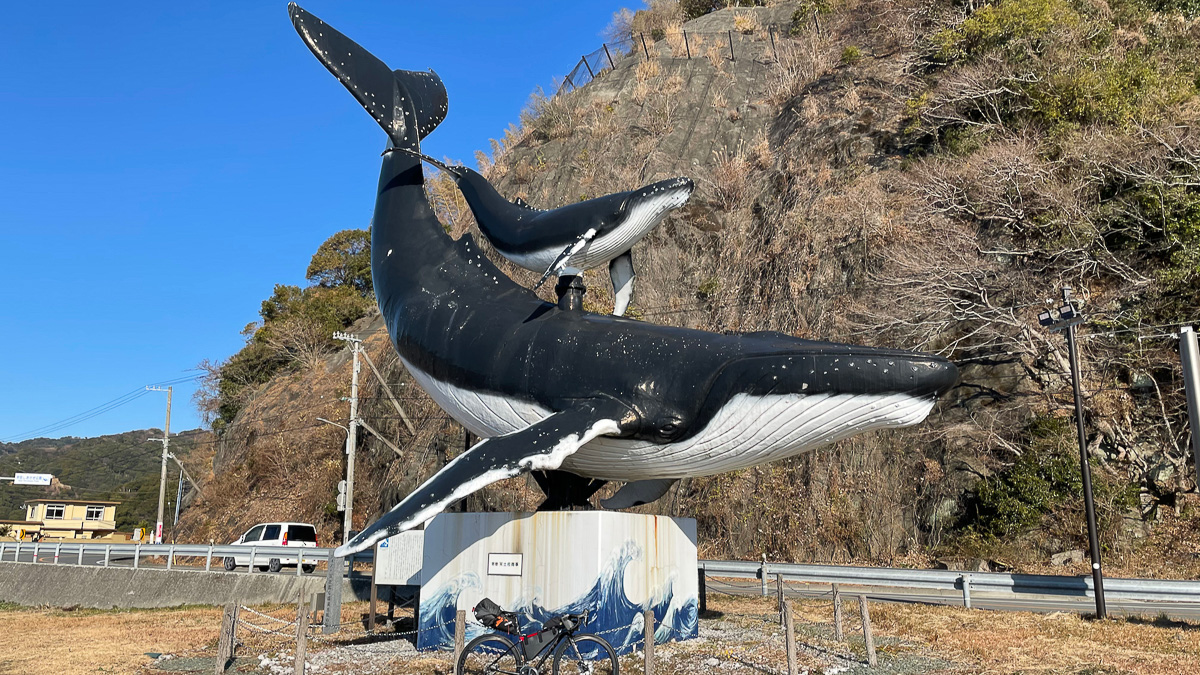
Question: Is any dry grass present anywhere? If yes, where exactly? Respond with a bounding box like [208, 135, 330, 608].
[706, 146, 754, 211]
[712, 592, 1200, 675]
[635, 58, 661, 83]
[734, 11, 761, 35]
[0, 600, 398, 675]
[705, 44, 725, 69]
[0, 604, 222, 675]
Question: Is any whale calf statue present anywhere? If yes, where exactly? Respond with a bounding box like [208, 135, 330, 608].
[387, 146, 693, 315]
[288, 5, 958, 557]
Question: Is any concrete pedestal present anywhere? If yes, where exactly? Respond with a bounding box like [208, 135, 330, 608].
[417, 511, 698, 653]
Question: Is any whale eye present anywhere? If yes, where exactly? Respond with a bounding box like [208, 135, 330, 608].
[655, 416, 685, 441]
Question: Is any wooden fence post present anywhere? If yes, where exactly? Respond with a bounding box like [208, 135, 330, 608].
[294, 592, 309, 675]
[783, 599, 797, 675]
[832, 583, 844, 641]
[215, 603, 239, 674]
[776, 573, 785, 624]
[644, 609, 655, 675]
[859, 595, 877, 668]
[454, 609, 466, 664]
[368, 575, 378, 633]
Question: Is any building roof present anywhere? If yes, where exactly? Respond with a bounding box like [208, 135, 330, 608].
[23, 499, 120, 505]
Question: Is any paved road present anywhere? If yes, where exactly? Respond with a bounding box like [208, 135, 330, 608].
[2, 548, 320, 575]
[706, 578, 1200, 621]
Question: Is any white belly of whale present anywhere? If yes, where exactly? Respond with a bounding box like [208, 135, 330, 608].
[400, 357, 935, 481]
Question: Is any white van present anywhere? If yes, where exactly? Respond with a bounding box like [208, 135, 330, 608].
[224, 522, 319, 573]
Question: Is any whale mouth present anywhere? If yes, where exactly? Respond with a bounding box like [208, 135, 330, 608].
[619, 177, 695, 220]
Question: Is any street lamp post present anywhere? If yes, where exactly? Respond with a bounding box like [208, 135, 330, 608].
[1038, 287, 1107, 619]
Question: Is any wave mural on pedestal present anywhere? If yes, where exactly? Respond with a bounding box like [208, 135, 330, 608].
[417, 540, 698, 653]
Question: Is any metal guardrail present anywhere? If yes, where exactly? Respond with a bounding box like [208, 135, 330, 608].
[0, 541, 361, 577]
[699, 559, 1200, 606]
[6, 541, 1200, 608]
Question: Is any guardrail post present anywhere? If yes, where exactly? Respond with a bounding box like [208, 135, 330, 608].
[53, 543, 60, 565]
[249, 546, 257, 574]
[167, 545, 175, 570]
[833, 583, 844, 641]
[697, 566, 707, 615]
[784, 599, 797, 675]
[297, 550, 304, 577]
[77, 543, 84, 566]
[760, 555, 768, 596]
[134, 544, 140, 570]
[0, 542, 5, 561]
[104, 544, 110, 567]
[859, 595, 877, 667]
[453, 609, 466, 663]
[33, 542, 39, 564]
[205, 546, 213, 572]
[961, 573, 972, 609]
[14, 542, 20, 563]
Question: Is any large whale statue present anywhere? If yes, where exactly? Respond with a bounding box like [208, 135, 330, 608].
[386, 146, 693, 315]
[288, 5, 958, 557]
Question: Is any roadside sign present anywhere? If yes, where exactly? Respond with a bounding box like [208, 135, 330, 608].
[13, 473, 52, 486]
[374, 530, 423, 585]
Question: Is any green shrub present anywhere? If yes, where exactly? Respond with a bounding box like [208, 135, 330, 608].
[933, 0, 1080, 62]
[962, 416, 1139, 542]
[1027, 51, 1195, 128]
[840, 45, 863, 65]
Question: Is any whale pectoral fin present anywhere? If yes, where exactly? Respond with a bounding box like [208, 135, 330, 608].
[609, 251, 636, 316]
[333, 403, 626, 556]
[533, 228, 598, 290]
[599, 479, 677, 510]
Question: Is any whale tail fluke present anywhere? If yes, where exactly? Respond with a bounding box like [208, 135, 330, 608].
[289, 4, 447, 147]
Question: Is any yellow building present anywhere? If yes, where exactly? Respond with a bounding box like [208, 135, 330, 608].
[18, 499, 120, 540]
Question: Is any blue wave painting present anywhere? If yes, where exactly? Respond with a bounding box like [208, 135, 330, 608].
[418, 540, 698, 653]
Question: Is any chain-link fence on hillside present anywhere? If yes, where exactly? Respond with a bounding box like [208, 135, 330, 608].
[556, 20, 805, 95]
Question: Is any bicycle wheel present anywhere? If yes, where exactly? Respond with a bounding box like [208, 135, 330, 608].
[552, 634, 618, 675]
[457, 633, 522, 675]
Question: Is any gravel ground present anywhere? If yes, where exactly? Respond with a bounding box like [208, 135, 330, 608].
[149, 606, 961, 675]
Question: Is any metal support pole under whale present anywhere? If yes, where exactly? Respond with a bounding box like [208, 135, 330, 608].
[288, 5, 958, 558]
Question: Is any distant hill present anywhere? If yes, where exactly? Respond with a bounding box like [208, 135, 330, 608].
[0, 429, 214, 533]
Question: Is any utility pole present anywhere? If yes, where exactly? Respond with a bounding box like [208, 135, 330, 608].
[333, 332, 362, 545]
[1038, 288, 1107, 619]
[1179, 327, 1200, 490]
[146, 385, 172, 545]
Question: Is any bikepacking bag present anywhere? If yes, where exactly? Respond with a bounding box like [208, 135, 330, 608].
[521, 627, 557, 659]
[473, 597, 518, 635]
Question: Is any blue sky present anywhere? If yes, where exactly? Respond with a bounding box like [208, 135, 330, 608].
[0, 1, 626, 442]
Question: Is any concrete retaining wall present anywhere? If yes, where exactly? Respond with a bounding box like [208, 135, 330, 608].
[0, 562, 366, 609]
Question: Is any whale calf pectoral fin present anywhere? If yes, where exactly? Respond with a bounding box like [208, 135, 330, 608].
[333, 402, 626, 556]
[609, 251, 636, 316]
[533, 228, 598, 290]
[600, 479, 677, 509]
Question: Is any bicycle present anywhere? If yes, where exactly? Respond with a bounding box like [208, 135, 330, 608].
[457, 607, 619, 675]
